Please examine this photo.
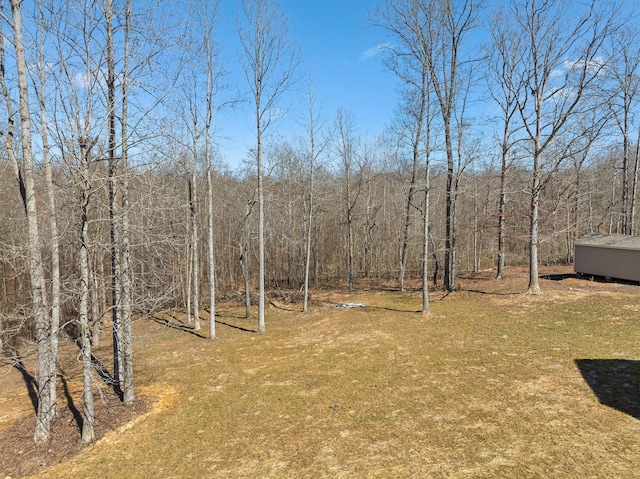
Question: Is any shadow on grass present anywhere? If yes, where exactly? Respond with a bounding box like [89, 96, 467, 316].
[214, 319, 257, 333]
[460, 288, 521, 296]
[268, 301, 299, 312]
[150, 312, 257, 334]
[367, 306, 423, 313]
[59, 370, 83, 432]
[149, 314, 207, 338]
[575, 359, 640, 420]
[11, 356, 38, 414]
[90, 354, 123, 400]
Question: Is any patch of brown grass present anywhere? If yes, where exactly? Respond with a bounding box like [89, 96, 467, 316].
[1, 266, 640, 478]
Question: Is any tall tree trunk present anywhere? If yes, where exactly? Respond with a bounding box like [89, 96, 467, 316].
[37, 0, 60, 421]
[257, 138, 266, 333]
[473, 181, 479, 273]
[399, 155, 418, 292]
[622, 120, 630, 235]
[79, 139, 95, 443]
[206, 147, 216, 339]
[303, 183, 313, 312]
[204, 6, 217, 339]
[238, 0, 297, 333]
[302, 88, 316, 312]
[444, 116, 455, 292]
[421, 73, 431, 313]
[106, 0, 123, 388]
[91, 263, 101, 346]
[9, 0, 53, 443]
[496, 145, 508, 279]
[347, 171, 354, 292]
[190, 151, 201, 332]
[422, 155, 431, 314]
[240, 199, 254, 319]
[528, 148, 542, 294]
[186, 195, 192, 324]
[120, 0, 134, 403]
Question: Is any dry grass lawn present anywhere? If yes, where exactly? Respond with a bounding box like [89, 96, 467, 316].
[1, 266, 640, 478]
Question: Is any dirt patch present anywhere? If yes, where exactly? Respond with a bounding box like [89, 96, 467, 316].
[0, 387, 151, 479]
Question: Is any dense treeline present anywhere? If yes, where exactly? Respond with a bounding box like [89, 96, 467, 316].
[1, 142, 633, 317]
[1, 0, 639, 444]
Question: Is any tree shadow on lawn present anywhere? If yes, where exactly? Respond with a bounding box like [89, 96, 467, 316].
[149, 314, 207, 338]
[150, 312, 258, 334]
[456, 288, 521, 297]
[367, 305, 424, 313]
[11, 356, 39, 414]
[575, 359, 640, 420]
[58, 370, 84, 432]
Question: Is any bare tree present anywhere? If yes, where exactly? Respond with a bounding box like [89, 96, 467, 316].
[421, 134, 433, 312]
[104, 0, 125, 385]
[335, 108, 360, 291]
[32, 0, 62, 420]
[373, 0, 439, 308]
[374, 0, 482, 292]
[48, 0, 107, 441]
[203, 1, 218, 340]
[485, 8, 524, 280]
[119, 0, 134, 404]
[1, 0, 54, 443]
[239, 196, 256, 318]
[237, 0, 298, 332]
[189, 125, 201, 332]
[78, 136, 97, 443]
[300, 80, 327, 312]
[502, 0, 616, 293]
[188, 0, 225, 339]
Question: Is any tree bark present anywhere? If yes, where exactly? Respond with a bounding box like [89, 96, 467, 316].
[120, 0, 134, 403]
[36, 0, 60, 422]
[203, 3, 217, 339]
[238, 0, 298, 332]
[106, 0, 123, 387]
[422, 148, 431, 314]
[399, 149, 418, 292]
[302, 84, 318, 313]
[9, 0, 54, 443]
[190, 148, 201, 332]
[240, 198, 254, 319]
[79, 138, 96, 443]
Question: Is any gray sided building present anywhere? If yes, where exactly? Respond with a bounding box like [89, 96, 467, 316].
[574, 234, 640, 282]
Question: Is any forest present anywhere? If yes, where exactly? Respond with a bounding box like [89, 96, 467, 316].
[1, 0, 639, 447]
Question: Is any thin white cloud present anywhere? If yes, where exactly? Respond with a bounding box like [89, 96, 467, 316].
[72, 71, 92, 89]
[550, 56, 606, 80]
[360, 43, 391, 61]
[564, 56, 606, 74]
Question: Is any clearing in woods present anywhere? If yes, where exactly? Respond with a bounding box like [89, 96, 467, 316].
[1, 266, 639, 478]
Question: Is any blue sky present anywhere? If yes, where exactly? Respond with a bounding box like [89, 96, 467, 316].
[215, 0, 397, 167]
[213, 0, 640, 169]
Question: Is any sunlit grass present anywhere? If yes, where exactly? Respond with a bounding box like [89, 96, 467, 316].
[26, 280, 640, 478]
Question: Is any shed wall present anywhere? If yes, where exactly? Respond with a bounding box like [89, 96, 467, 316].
[574, 244, 640, 282]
